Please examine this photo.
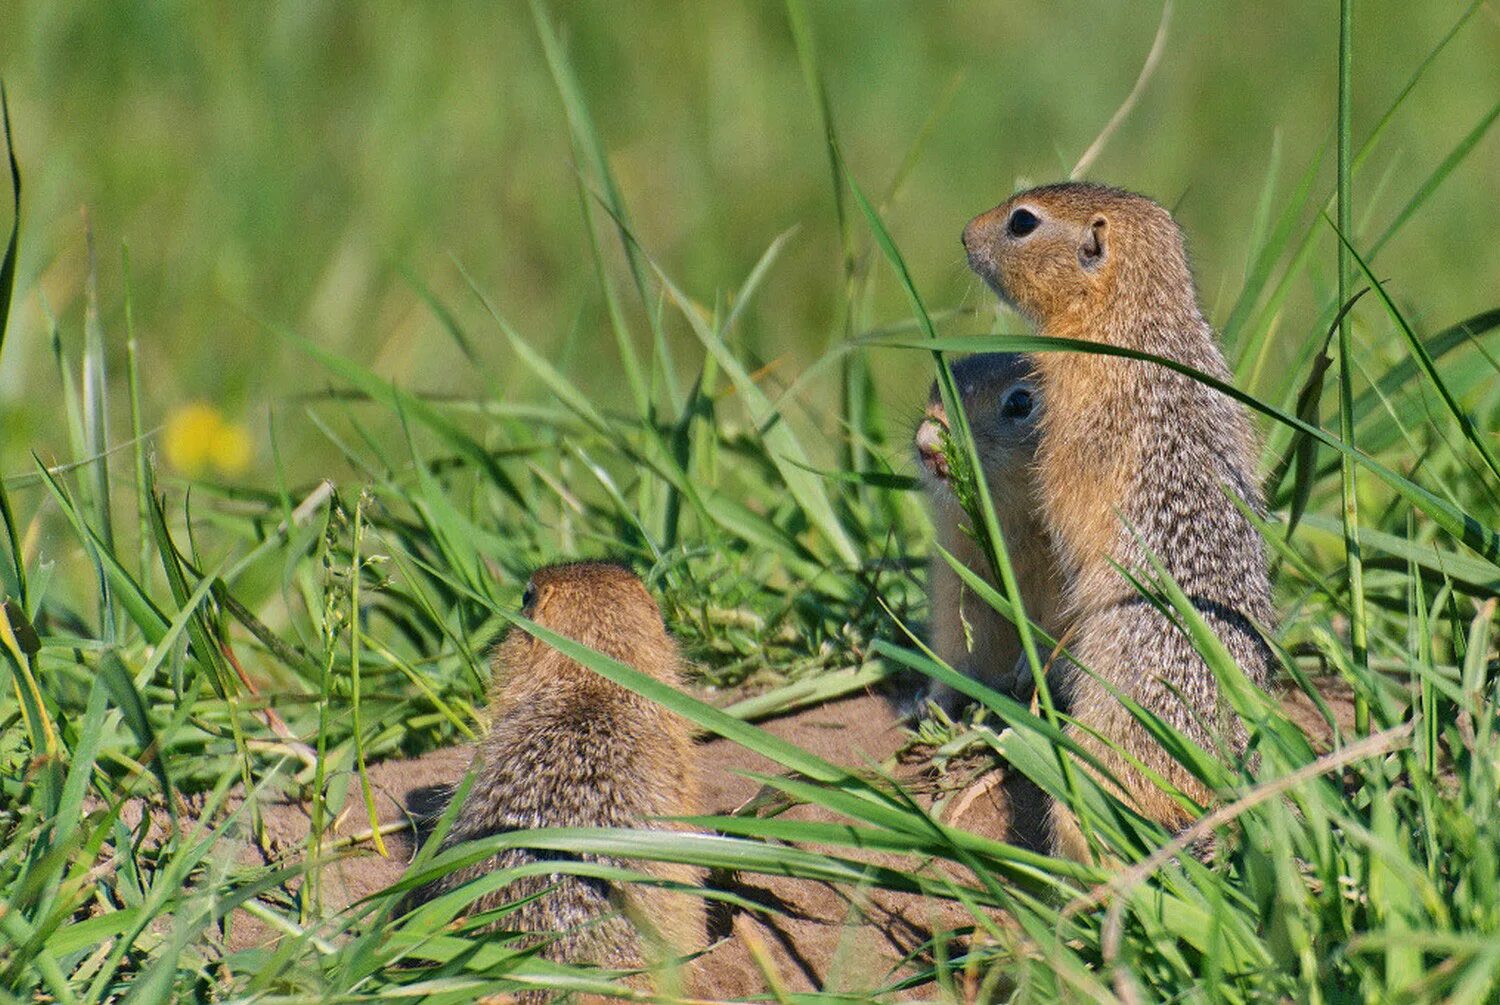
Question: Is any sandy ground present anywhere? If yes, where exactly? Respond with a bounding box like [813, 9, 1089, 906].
[134, 676, 1356, 997]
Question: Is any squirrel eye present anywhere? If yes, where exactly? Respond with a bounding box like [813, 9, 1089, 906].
[1000, 387, 1035, 419]
[1006, 208, 1040, 238]
[520, 584, 536, 610]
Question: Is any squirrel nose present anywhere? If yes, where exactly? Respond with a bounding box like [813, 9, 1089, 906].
[963, 211, 1002, 275]
[963, 207, 1005, 249]
[961, 219, 979, 252]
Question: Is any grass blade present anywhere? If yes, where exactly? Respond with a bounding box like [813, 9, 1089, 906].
[1335, 225, 1500, 487]
[1335, 0, 1369, 739]
[880, 332, 1500, 571]
[0, 81, 25, 608]
[1368, 97, 1500, 259]
[274, 321, 527, 507]
[648, 236, 861, 565]
[526, 0, 676, 411]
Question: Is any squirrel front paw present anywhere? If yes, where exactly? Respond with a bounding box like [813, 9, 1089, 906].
[994, 653, 1040, 704]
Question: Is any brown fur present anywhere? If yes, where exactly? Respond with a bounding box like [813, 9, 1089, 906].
[401, 561, 701, 999]
[963, 183, 1276, 860]
[914, 352, 1066, 713]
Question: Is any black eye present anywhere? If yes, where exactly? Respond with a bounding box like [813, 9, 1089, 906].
[1006, 208, 1040, 238]
[1000, 387, 1034, 419]
[520, 584, 536, 609]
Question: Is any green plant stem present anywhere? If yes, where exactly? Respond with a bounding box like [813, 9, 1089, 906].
[1337, 0, 1370, 737]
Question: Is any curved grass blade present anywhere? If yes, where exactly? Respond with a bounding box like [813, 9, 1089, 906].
[877, 333, 1500, 571]
[1332, 224, 1500, 486]
[1368, 96, 1500, 260]
[646, 235, 861, 565]
[98, 650, 172, 800]
[0, 81, 25, 608]
[274, 322, 527, 508]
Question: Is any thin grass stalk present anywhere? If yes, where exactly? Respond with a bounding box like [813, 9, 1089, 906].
[0, 81, 23, 610]
[526, 0, 681, 414]
[82, 217, 116, 642]
[307, 507, 339, 919]
[1336, 0, 1370, 736]
[1236, 2, 1479, 392]
[784, 0, 870, 509]
[350, 492, 389, 859]
[121, 246, 153, 593]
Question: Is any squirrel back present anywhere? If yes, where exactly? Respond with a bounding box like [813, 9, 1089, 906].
[402, 562, 700, 992]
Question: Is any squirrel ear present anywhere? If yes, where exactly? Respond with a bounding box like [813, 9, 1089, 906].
[1079, 216, 1108, 269]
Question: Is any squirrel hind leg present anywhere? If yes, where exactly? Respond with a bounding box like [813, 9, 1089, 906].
[1045, 715, 1209, 863]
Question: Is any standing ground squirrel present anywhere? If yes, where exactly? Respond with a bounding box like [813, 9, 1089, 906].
[914, 352, 1066, 714]
[962, 182, 1275, 860]
[401, 561, 701, 991]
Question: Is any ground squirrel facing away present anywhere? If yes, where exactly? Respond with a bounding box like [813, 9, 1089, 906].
[401, 562, 701, 993]
[962, 182, 1276, 860]
[914, 352, 1066, 714]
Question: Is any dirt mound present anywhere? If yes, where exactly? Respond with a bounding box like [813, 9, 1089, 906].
[157, 678, 1353, 995]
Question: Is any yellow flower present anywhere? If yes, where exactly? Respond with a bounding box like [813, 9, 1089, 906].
[163, 403, 254, 477]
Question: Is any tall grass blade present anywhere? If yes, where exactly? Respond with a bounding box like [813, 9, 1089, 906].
[275, 321, 527, 507]
[1335, 226, 1500, 486]
[399, 264, 480, 367]
[1267, 288, 1366, 540]
[1335, 0, 1369, 740]
[1354, 1, 1483, 177]
[648, 237, 860, 565]
[883, 333, 1500, 573]
[120, 246, 153, 587]
[35, 455, 171, 641]
[0, 80, 18, 363]
[1235, 1, 1479, 382]
[836, 152, 1047, 685]
[571, 176, 649, 416]
[147, 490, 237, 700]
[1369, 97, 1500, 259]
[0, 81, 25, 607]
[98, 650, 172, 800]
[783, 0, 873, 500]
[1345, 306, 1500, 459]
[347, 495, 388, 858]
[526, 0, 676, 410]
[81, 219, 115, 560]
[1070, 0, 1173, 179]
[2, 599, 57, 759]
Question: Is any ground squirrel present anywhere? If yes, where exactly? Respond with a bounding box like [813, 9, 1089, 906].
[914, 352, 1066, 714]
[401, 561, 701, 993]
[962, 182, 1276, 860]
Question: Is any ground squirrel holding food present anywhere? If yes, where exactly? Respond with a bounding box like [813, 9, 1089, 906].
[962, 182, 1276, 860]
[401, 561, 701, 993]
[914, 352, 1066, 714]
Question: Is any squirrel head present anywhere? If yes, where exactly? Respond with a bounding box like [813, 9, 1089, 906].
[498, 561, 681, 687]
[915, 352, 1040, 502]
[962, 182, 1196, 341]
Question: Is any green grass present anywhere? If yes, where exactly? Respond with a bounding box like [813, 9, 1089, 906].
[3, 1, 1500, 1001]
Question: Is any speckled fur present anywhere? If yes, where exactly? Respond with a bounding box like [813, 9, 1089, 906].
[963, 183, 1275, 860]
[403, 562, 701, 996]
[915, 353, 1067, 713]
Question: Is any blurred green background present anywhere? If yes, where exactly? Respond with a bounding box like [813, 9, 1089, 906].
[1, 1, 1496, 482]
